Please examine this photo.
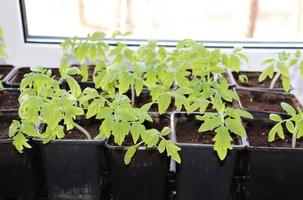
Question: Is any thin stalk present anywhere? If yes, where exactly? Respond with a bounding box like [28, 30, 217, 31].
[73, 122, 92, 140]
[269, 72, 281, 89]
[131, 84, 135, 107]
[292, 126, 298, 149]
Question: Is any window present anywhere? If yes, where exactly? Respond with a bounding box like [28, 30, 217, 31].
[21, 0, 303, 46]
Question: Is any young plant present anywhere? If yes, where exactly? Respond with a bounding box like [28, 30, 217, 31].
[258, 50, 302, 92]
[80, 88, 181, 164]
[0, 27, 7, 89]
[268, 102, 303, 148]
[196, 97, 253, 160]
[9, 68, 89, 152]
[238, 75, 249, 84]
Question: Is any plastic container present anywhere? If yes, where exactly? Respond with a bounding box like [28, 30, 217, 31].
[227, 70, 289, 92]
[245, 118, 303, 200]
[35, 138, 107, 200]
[105, 142, 170, 200]
[171, 112, 246, 200]
[0, 114, 42, 199]
[235, 88, 302, 118]
[0, 88, 20, 113]
[0, 65, 14, 86]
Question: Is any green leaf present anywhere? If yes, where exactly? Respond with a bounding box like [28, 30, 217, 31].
[198, 116, 222, 132]
[65, 76, 82, 97]
[269, 114, 282, 122]
[158, 94, 171, 114]
[131, 123, 144, 144]
[286, 120, 295, 134]
[234, 109, 254, 119]
[9, 120, 21, 138]
[277, 62, 289, 76]
[225, 118, 246, 137]
[281, 102, 296, 116]
[124, 146, 137, 165]
[100, 119, 113, 138]
[295, 50, 301, 58]
[113, 122, 130, 145]
[13, 133, 32, 153]
[268, 123, 284, 142]
[281, 75, 291, 92]
[165, 140, 181, 163]
[258, 65, 274, 82]
[161, 127, 170, 136]
[213, 126, 233, 160]
[238, 75, 248, 84]
[119, 73, 130, 94]
[157, 140, 166, 153]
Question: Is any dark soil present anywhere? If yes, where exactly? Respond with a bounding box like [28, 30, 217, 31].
[232, 71, 283, 88]
[0, 65, 13, 80]
[8, 67, 61, 83]
[243, 119, 301, 148]
[0, 115, 18, 139]
[108, 114, 171, 146]
[175, 113, 239, 145]
[236, 89, 301, 113]
[64, 119, 100, 140]
[0, 90, 19, 110]
[70, 64, 95, 82]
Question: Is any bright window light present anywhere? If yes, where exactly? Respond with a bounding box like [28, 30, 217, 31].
[23, 0, 303, 42]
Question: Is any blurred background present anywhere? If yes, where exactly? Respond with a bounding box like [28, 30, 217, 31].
[24, 0, 303, 41]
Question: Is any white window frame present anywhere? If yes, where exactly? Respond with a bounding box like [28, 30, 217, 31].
[0, 0, 302, 77]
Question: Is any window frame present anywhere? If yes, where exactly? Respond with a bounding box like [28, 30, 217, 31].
[19, 0, 303, 49]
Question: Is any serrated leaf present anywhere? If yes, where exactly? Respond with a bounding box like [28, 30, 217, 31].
[131, 123, 144, 144]
[13, 133, 32, 153]
[161, 127, 170, 136]
[124, 146, 137, 165]
[281, 75, 291, 92]
[158, 94, 171, 114]
[65, 76, 82, 97]
[213, 126, 233, 160]
[225, 118, 246, 137]
[198, 116, 222, 132]
[268, 123, 284, 142]
[9, 120, 21, 138]
[100, 119, 113, 138]
[157, 140, 166, 153]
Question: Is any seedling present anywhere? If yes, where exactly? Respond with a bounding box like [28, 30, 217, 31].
[9, 68, 88, 152]
[80, 88, 181, 164]
[269, 102, 303, 148]
[259, 50, 303, 92]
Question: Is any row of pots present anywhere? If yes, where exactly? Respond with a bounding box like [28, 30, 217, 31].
[1, 66, 303, 200]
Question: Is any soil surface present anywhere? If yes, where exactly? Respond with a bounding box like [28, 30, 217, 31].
[64, 119, 100, 140]
[0, 115, 18, 139]
[0, 90, 19, 110]
[175, 113, 239, 145]
[243, 119, 298, 148]
[233, 71, 283, 88]
[0, 66, 13, 80]
[9, 68, 61, 83]
[70, 64, 95, 82]
[236, 89, 301, 113]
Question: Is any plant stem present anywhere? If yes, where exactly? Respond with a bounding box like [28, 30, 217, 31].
[131, 85, 135, 107]
[73, 122, 92, 140]
[292, 127, 298, 149]
[269, 72, 281, 89]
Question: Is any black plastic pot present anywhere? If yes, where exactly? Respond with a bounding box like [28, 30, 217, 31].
[244, 118, 303, 200]
[5, 67, 61, 88]
[227, 70, 287, 92]
[0, 114, 42, 199]
[0, 65, 14, 86]
[35, 138, 107, 200]
[236, 88, 302, 118]
[105, 142, 170, 200]
[105, 114, 171, 200]
[171, 113, 245, 200]
[0, 88, 20, 113]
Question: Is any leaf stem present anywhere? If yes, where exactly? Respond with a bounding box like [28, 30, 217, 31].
[269, 72, 281, 89]
[73, 122, 92, 140]
[131, 85, 135, 107]
[292, 126, 297, 149]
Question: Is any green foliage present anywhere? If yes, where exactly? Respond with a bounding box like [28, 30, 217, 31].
[9, 68, 87, 152]
[259, 50, 302, 92]
[196, 107, 252, 160]
[268, 102, 303, 146]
